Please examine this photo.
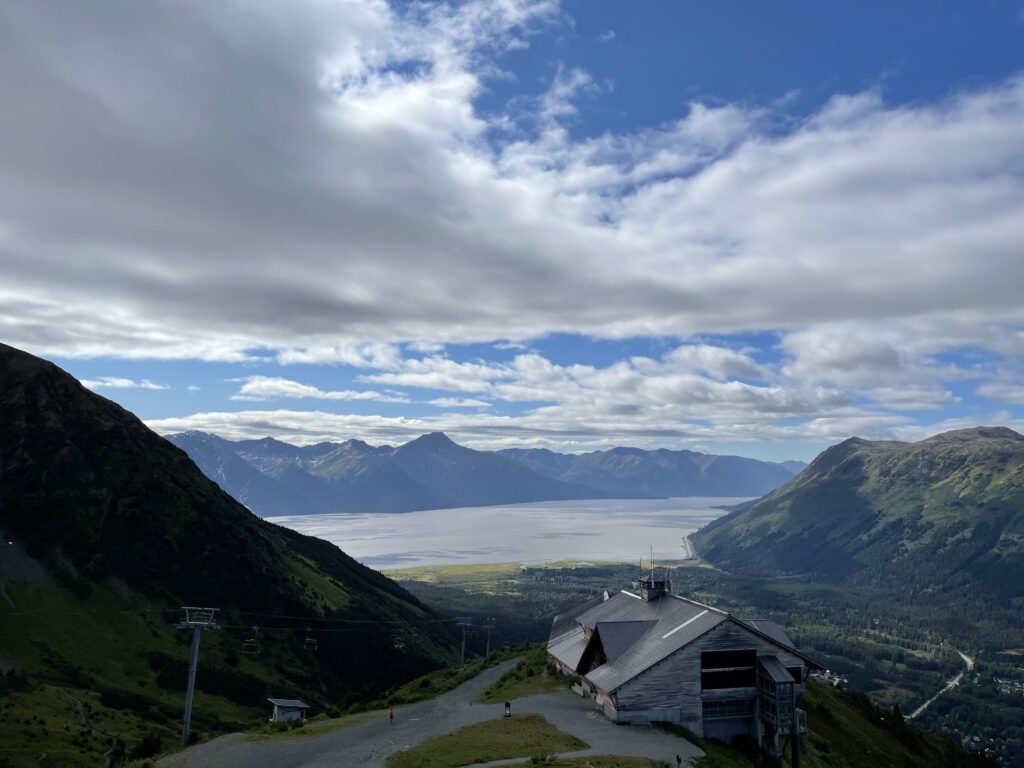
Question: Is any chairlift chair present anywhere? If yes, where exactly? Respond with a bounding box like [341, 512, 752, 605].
[242, 625, 260, 655]
[303, 626, 318, 652]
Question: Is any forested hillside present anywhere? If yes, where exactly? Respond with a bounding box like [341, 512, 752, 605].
[693, 428, 1024, 599]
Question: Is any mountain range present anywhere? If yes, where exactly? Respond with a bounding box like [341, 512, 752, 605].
[693, 426, 1024, 600]
[498, 445, 804, 498]
[0, 343, 457, 762]
[167, 431, 804, 517]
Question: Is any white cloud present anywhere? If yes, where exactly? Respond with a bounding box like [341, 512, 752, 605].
[230, 376, 409, 403]
[428, 397, 492, 408]
[597, 30, 615, 43]
[143, 404, 922, 453]
[361, 356, 515, 392]
[1, 0, 1022, 450]
[275, 342, 403, 369]
[656, 344, 769, 381]
[80, 377, 167, 391]
[976, 381, 1024, 405]
[1, 1, 1021, 368]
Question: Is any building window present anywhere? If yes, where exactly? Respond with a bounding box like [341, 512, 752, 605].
[702, 699, 754, 719]
[701, 649, 756, 689]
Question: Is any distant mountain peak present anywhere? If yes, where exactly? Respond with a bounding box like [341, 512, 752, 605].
[923, 426, 1024, 443]
[175, 429, 216, 440]
[343, 438, 373, 451]
[404, 431, 457, 449]
[254, 435, 288, 446]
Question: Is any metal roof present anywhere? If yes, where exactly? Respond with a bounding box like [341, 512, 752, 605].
[758, 655, 795, 684]
[586, 606, 727, 693]
[743, 620, 794, 648]
[571, 591, 729, 693]
[548, 625, 588, 671]
[548, 592, 609, 645]
[738, 619, 823, 670]
[594, 621, 657, 664]
[267, 698, 310, 708]
[548, 588, 820, 695]
[574, 590, 675, 629]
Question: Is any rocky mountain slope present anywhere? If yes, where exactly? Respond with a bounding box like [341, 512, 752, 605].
[168, 430, 612, 516]
[169, 432, 804, 517]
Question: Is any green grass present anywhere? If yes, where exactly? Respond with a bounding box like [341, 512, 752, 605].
[652, 723, 753, 768]
[0, 581, 262, 767]
[243, 709, 382, 741]
[379, 644, 530, 707]
[797, 680, 982, 768]
[512, 759, 677, 767]
[479, 645, 565, 704]
[385, 714, 588, 768]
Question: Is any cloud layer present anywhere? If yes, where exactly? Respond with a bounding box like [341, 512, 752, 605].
[2, 0, 1022, 452]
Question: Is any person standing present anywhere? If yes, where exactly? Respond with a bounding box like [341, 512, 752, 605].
[389, 708, 395, 725]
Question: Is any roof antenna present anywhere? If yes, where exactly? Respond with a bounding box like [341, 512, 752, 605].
[650, 544, 654, 582]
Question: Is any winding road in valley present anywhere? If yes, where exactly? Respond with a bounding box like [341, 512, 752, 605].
[908, 650, 975, 720]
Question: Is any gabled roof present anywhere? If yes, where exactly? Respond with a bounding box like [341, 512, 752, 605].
[595, 620, 657, 664]
[268, 698, 309, 708]
[743, 619, 794, 648]
[549, 592, 608, 645]
[548, 625, 588, 671]
[548, 588, 821, 695]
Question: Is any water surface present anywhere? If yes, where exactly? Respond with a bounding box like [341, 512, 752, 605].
[268, 497, 746, 570]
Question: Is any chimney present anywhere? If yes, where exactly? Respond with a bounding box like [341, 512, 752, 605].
[638, 545, 670, 601]
[638, 576, 669, 602]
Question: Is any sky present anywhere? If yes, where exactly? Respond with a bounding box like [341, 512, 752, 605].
[2, 0, 1024, 462]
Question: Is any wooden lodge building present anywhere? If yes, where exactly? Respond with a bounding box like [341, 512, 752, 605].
[548, 577, 822, 755]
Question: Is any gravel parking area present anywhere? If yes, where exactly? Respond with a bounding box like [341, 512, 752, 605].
[158, 660, 702, 768]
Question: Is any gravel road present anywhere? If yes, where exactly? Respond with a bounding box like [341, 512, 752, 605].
[158, 659, 703, 768]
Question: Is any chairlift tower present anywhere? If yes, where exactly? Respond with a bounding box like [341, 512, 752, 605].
[176, 607, 219, 747]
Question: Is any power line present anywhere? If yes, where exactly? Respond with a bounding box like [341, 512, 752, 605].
[0, 607, 459, 624]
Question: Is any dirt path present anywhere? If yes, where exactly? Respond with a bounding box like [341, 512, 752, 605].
[158, 660, 703, 768]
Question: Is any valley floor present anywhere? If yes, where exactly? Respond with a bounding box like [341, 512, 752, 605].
[158, 659, 703, 768]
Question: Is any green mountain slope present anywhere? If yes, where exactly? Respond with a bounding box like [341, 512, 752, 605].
[660, 680, 989, 768]
[0, 343, 457, 765]
[800, 680, 991, 768]
[693, 428, 1024, 600]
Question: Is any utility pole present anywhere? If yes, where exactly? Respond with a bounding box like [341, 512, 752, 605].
[177, 607, 219, 747]
[483, 618, 496, 657]
[456, 617, 473, 667]
[790, 683, 800, 768]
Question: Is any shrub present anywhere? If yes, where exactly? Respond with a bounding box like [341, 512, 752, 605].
[128, 731, 162, 760]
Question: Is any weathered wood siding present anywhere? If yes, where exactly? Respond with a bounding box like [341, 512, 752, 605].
[613, 618, 805, 732]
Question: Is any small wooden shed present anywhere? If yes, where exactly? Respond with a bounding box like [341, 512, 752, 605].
[267, 698, 310, 723]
